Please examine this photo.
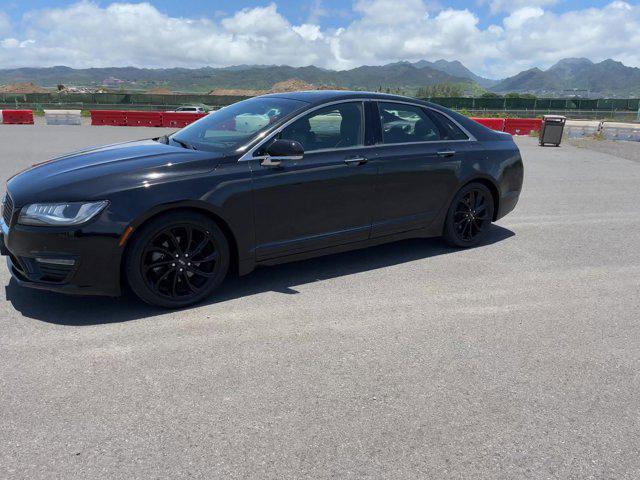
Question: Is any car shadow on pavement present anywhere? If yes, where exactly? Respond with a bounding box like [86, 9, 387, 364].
[5, 225, 514, 325]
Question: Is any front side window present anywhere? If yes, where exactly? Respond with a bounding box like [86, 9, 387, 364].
[280, 102, 364, 152]
[171, 97, 307, 152]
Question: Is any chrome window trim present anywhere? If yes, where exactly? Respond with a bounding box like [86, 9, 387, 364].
[238, 97, 476, 162]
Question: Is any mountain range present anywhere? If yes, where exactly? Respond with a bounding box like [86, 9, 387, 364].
[0, 61, 473, 93]
[491, 58, 640, 97]
[0, 58, 638, 97]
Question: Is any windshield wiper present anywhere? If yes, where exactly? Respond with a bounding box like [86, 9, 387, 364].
[172, 138, 197, 150]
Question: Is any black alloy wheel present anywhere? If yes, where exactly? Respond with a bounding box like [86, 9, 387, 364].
[125, 211, 229, 308]
[443, 183, 494, 247]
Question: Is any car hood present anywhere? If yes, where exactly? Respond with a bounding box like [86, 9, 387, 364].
[6, 139, 226, 205]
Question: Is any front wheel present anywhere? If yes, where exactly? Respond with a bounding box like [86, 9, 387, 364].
[442, 183, 495, 248]
[125, 211, 230, 308]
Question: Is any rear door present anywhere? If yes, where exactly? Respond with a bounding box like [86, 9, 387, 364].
[249, 101, 377, 259]
[369, 102, 470, 237]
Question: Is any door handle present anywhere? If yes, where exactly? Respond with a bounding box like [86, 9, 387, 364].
[344, 156, 367, 165]
[437, 150, 456, 157]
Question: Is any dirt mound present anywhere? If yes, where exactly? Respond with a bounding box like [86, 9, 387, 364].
[207, 78, 344, 97]
[0, 82, 50, 94]
[270, 78, 315, 92]
[148, 86, 173, 94]
[316, 84, 347, 90]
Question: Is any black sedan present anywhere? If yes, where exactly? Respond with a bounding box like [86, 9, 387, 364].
[1, 91, 523, 308]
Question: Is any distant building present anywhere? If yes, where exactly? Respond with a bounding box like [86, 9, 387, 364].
[102, 77, 125, 87]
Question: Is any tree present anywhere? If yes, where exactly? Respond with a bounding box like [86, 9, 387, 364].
[505, 92, 537, 99]
[417, 82, 467, 98]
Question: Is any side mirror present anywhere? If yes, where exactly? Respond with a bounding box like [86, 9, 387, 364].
[261, 139, 304, 166]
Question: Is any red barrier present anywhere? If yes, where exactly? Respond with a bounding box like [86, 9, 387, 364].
[162, 112, 207, 128]
[471, 117, 505, 131]
[125, 111, 163, 127]
[2, 110, 34, 125]
[91, 110, 127, 126]
[504, 118, 542, 136]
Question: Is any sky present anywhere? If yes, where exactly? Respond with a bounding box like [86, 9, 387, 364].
[0, 0, 638, 78]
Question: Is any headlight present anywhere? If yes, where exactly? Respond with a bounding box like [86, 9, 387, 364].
[18, 201, 108, 226]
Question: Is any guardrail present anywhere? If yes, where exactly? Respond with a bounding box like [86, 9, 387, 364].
[90, 110, 207, 127]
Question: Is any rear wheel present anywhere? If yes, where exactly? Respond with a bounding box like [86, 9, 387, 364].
[125, 211, 229, 308]
[442, 183, 495, 247]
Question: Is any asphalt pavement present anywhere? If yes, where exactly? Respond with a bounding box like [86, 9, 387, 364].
[1, 124, 639, 479]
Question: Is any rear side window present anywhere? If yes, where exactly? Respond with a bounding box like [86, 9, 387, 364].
[426, 110, 469, 140]
[378, 102, 441, 144]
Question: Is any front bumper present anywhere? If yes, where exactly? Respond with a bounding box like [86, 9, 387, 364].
[1, 218, 122, 297]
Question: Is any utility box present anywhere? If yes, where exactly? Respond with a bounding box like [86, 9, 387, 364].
[539, 115, 566, 146]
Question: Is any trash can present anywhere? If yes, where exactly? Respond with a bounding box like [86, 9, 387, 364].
[539, 115, 566, 146]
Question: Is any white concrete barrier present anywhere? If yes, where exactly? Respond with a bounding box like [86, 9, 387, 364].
[601, 121, 640, 142]
[44, 109, 82, 125]
[565, 120, 603, 138]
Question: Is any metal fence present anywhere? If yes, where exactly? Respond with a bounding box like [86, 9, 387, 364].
[0, 92, 249, 110]
[1, 93, 638, 121]
[458, 109, 638, 122]
[424, 97, 640, 111]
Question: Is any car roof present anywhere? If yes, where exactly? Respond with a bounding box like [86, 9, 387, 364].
[260, 90, 433, 107]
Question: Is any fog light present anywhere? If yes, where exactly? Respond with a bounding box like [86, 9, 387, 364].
[35, 257, 76, 266]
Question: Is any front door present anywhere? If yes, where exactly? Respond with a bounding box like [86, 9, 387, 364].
[249, 101, 376, 260]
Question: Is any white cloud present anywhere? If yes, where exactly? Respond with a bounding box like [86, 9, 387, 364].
[0, 1, 639, 79]
[503, 7, 544, 29]
[0, 12, 12, 37]
[494, 2, 640, 75]
[488, 0, 557, 14]
[293, 24, 324, 41]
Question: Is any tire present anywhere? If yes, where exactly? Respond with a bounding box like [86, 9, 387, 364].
[442, 183, 495, 248]
[125, 211, 230, 308]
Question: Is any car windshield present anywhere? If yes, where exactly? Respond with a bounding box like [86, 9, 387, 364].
[170, 97, 308, 152]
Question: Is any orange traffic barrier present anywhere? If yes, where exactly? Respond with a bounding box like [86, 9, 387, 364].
[91, 110, 127, 126]
[504, 118, 543, 135]
[471, 117, 505, 131]
[2, 110, 34, 124]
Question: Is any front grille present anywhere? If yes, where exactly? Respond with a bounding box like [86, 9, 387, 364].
[14, 257, 75, 284]
[2, 193, 14, 226]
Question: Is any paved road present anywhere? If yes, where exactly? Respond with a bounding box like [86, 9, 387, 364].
[1, 125, 640, 479]
[568, 137, 640, 164]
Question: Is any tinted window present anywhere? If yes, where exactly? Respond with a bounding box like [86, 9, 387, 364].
[171, 97, 306, 152]
[280, 102, 364, 152]
[378, 102, 441, 144]
[427, 110, 469, 140]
